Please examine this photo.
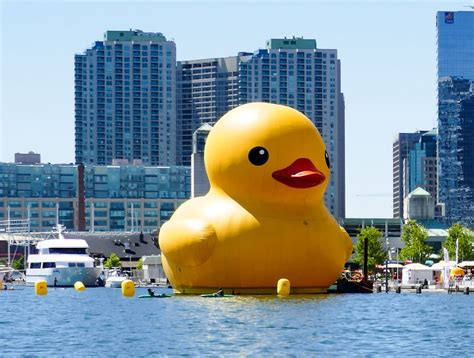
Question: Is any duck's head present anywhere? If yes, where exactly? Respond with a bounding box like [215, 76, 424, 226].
[204, 103, 331, 211]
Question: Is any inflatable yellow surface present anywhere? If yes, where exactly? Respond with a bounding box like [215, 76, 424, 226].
[159, 103, 352, 294]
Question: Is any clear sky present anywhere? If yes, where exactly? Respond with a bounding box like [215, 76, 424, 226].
[0, 0, 469, 218]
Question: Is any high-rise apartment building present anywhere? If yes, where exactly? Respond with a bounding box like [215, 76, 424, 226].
[176, 55, 251, 166]
[75, 32, 345, 218]
[75, 30, 177, 166]
[238, 38, 345, 218]
[177, 38, 345, 218]
[178, 38, 345, 218]
[392, 132, 424, 218]
[437, 11, 474, 227]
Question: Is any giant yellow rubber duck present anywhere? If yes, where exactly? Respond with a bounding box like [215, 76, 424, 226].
[159, 103, 352, 294]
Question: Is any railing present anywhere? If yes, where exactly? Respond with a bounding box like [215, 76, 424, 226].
[0, 218, 30, 234]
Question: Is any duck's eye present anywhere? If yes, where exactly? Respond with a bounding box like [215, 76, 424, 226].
[325, 150, 331, 169]
[248, 146, 269, 166]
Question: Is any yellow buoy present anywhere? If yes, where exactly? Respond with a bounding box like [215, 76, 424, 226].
[277, 278, 290, 296]
[74, 281, 86, 291]
[121, 279, 135, 297]
[0, 280, 4, 290]
[35, 280, 48, 296]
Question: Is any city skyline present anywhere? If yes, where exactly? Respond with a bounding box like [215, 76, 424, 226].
[1, 1, 468, 218]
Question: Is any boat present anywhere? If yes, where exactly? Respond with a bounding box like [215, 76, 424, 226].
[104, 268, 129, 288]
[327, 277, 374, 293]
[25, 225, 102, 287]
[0, 268, 25, 284]
[138, 293, 171, 298]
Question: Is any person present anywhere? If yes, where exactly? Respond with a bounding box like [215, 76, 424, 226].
[214, 288, 224, 297]
[147, 288, 155, 297]
[423, 278, 428, 289]
[54, 277, 58, 288]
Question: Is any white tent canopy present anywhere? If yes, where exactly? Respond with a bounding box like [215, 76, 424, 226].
[431, 261, 456, 271]
[458, 261, 474, 268]
[403, 263, 431, 270]
[387, 263, 404, 269]
[402, 263, 433, 285]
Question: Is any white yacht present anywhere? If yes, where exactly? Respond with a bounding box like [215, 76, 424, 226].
[104, 268, 129, 288]
[26, 226, 101, 287]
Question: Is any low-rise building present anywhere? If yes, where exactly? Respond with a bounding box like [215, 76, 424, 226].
[0, 162, 190, 232]
[142, 255, 166, 283]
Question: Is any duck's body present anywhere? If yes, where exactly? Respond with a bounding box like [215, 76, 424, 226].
[159, 103, 352, 294]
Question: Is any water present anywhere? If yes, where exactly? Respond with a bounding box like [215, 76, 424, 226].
[1, 287, 473, 356]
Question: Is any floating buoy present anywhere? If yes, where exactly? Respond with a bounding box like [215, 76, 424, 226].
[74, 281, 86, 292]
[35, 280, 48, 296]
[277, 278, 290, 296]
[121, 279, 135, 297]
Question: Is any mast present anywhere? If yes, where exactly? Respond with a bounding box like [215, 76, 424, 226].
[7, 206, 10, 267]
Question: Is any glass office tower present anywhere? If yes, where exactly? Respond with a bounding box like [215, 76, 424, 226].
[75, 30, 177, 166]
[437, 12, 474, 227]
[405, 130, 437, 202]
[392, 132, 424, 218]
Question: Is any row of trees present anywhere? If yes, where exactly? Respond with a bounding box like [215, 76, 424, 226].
[353, 221, 473, 272]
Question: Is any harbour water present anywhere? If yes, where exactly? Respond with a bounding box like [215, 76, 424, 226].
[1, 287, 472, 356]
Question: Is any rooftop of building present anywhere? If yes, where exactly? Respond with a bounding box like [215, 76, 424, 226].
[178, 54, 250, 65]
[266, 37, 317, 50]
[64, 231, 160, 260]
[194, 123, 213, 133]
[340, 218, 404, 225]
[437, 10, 474, 15]
[104, 29, 168, 43]
[407, 187, 432, 198]
[422, 128, 437, 137]
[0, 161, 190, 170]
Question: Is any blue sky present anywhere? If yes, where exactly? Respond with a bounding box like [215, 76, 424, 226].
[0, 0, 469, 218]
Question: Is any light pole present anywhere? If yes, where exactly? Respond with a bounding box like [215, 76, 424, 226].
[385, 237, 389, 293]
[396, 248, 400, 283]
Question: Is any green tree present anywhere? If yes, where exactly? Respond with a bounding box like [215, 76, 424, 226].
[354, 226, 387, 272]
[443, 223, 474, 261]
[136, 257, 143, 270]
[12, 256, 24, 270]
[400, 220, 432, 263]
[104, 253, 121, 268]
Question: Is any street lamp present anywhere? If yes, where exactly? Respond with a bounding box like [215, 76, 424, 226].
[385, 236, 389, 293]
[125, 254, 133, 276]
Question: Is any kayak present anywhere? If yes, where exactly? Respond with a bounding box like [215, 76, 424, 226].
[200, 294, 235, 298]
[138, 294, 172, 298]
